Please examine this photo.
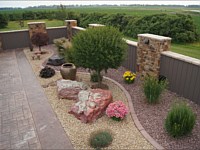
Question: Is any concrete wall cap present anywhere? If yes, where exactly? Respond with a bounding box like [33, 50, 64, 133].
[138, 33, 171, 41]
[89, 23, 105, 27]
[47, 26, 66, 30]
[0, 29, 29, 34]
[65, 20, 77, 22]
[125, 39, 138, 47]
[72, 26, 86, 31]
[27, 22, 45, 25]
[162, 51, 200, 66]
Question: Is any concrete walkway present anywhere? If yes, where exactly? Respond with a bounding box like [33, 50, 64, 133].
[0, 49, 73, 149]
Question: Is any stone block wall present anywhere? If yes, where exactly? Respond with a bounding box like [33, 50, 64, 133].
[137, 33, 171, 77]
[28, 22, 47, 38]
[65, 20, 77, 41]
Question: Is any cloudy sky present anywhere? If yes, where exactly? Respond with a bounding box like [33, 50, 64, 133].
[0, 1, 200, 8]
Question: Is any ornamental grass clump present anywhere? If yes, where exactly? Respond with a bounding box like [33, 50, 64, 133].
[53, 37, 72, 57]
[143, 76, 167, 104]
[165, 102, 196, 137]
[89, 130, 113, 149]
[106, 101, 129, 121]
[123, 71, 136, 84]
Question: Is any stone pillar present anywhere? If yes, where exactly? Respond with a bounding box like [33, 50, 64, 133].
[28, 22, 47, 38]
[28, 22, 47, 50]
[137, 33, 171, 77]
[65, 20, 77, 41]
[88, 24, 105, 28]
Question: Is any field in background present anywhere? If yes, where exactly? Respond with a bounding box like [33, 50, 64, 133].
[171, 43, 200, 59]
[0, 19, 64, 31]
[0, 6, 200, 59]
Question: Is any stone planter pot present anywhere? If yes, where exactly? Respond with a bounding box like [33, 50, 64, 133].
[60, 63, 77, 80]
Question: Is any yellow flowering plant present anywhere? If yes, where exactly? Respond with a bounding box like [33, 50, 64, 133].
[123, 71, 136, 84]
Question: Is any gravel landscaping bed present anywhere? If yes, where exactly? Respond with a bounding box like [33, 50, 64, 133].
[99, 67, 200, 150]
[24, 45, 153, 149]
[25, 44, 200, 149]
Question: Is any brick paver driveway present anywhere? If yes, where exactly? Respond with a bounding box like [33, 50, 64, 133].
[0, 49, 73, 149]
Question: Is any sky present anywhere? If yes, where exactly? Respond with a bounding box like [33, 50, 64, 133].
[0, 1, 200, 8]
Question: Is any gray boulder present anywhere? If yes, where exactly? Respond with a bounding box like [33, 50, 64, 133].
[47, 55, 65, 66]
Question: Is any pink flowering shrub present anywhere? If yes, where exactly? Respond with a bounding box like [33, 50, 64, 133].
[106, 101, 129, 121]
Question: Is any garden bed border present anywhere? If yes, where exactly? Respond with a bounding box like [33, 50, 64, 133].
[103, 75, 164, 150]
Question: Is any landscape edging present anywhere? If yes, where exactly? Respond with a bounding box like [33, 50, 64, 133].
[103, 76, 165, 150]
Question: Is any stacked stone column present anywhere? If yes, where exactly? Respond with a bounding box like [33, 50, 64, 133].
[28, 22, 47, 50]
[137, 34, 171, 77]
[65, 20, 77, 41]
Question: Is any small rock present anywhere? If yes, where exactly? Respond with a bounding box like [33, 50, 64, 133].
[47, 55, 65, 66]
[42, 84, 48, 88]
[32, 55, 35, 60]
[49, 81, 56, 86]
[37, 54, 41, 60]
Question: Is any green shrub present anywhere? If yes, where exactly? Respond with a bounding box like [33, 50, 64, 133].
[0, 13, 8, 29]
[53, 37, 71, 56]
[53, 38, 75, 63]
[63, 46, 75, 63]
[79, 12, 199, 43]
[143, 76, 167, 104]
[72, 26, 127, 87]
[165, 102, 196, 137]
[79, 12, 106, 27]
[89, 130, 113, 149]
[125, 13, 199, 43]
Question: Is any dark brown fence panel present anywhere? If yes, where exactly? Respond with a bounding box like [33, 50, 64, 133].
[0, 26, 67, 50]
[47, 26, 67, 44]
[122, 40, 137, 72]
[0, 30, 30, 50]
[160, 52, 200, 105]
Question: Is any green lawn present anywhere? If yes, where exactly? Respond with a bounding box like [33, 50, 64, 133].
[0, 19, 64, 31]
[171, 42, 200, 59]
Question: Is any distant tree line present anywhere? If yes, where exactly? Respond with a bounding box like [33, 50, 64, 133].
[78, 12, 199, 43]
[0, 9, 199, 43]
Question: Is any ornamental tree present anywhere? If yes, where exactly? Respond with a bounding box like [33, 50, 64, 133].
[72, 26, 127, 86]
[31, 32, 49, 52]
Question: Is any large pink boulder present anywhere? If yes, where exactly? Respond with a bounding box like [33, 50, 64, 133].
[69, 89, 113, 123]
[57, 79, 90, 100]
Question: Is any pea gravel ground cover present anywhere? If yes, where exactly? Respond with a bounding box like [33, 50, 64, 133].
[24, 45, 153, 149]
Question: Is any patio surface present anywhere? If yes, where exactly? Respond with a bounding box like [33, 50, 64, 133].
[0, 49, 73, 149]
